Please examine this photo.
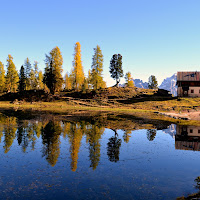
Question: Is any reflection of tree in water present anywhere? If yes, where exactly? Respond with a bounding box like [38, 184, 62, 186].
[66, 122, 84, 172]
[42, 120, 62, 167]
[123, 130, 132, 143]
[195, 177, 200, 190]
[17, 121, 42, 152]
[3, 117, 17, 153]
[107, 129, 122, 162]
[62, 122, 71, 139]
[18, 121, 29, 152]
[87, 124, 104, 170]
[0, 113, 6, 143]
[0, 124, 4, 143]
[147, 129, 157, 141]
[177, 176, 200, 200]
[17, 121, 25, 146]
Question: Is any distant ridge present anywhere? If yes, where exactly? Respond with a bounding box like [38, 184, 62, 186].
[159, 73, 177, 96]
[133, 79, 148, 89]
[118, 75, 177, 96]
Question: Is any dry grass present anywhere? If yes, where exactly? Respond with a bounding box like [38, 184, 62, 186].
[0, 99, 199, 125]
[0, 87, 200, 126]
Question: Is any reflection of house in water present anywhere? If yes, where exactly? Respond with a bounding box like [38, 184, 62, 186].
[175, 125, 200, 151]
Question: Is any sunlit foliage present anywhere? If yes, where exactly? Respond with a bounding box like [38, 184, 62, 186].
[125, 72, 134, 87]
[43, 47, 64, 94]
[90, 45, 106, 90]
[5, 55, 19, 92]
[71, 42, 85, 90]
[0, 61, 5, 93]
[148, 75, 158, 89]
[64, 73, 72, 90]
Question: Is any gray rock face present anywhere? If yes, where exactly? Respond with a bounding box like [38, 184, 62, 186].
[133, 79, 148, 89]
[159, 74, 177, 96]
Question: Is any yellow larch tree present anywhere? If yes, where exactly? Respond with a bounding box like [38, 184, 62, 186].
[125, 71, 134, 87]
[72, 42, 85, 90]
[64, 73, 72, 90]
[0, 61, 5, 93]
[5, 55, 19, 92]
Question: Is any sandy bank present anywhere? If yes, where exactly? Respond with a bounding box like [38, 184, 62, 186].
[157, 111, 200, 121]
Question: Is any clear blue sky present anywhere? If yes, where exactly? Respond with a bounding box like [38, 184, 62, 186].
[0, 0, 200, 85]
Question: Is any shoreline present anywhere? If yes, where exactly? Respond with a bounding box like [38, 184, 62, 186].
[0, 101, 199, 126]
[157, 110, 200, 121]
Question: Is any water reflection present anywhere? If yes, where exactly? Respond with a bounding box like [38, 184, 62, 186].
[107, 129, 122, 162]
[0, 112, 200, 171]
[146, 129, 157, 141]
[42, 121, 62, 166]
[0, 111, 200, 199]
[175, 125, 200, 151]
[177, 176, 200, 199]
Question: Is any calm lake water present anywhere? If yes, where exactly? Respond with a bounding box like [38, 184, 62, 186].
[0, 111, 200, 199]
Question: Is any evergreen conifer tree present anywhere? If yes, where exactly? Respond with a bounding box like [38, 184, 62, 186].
[148, 75, 158, 89]
[18, 65, 26, 92]
[43, 47, 63, 94]
[43, 58, 55, 94]
[32, 61, 39, 89]
[24, 58, 32, 90]
[109, 54, 123, 87]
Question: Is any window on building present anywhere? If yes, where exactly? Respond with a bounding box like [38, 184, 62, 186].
[191, 89, 194, 93]
[199, 89, 200, 93]
[198, 130, 200, 134]
[190, 129, 193, 133]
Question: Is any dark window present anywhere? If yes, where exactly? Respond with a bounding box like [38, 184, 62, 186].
[190, 129, 193, 133]
[199, 89, 200, 93]
[198, 130, 200, 134]
[191, 89, 194, 93]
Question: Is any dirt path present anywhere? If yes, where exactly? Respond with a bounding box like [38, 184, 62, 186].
[158, 111, 200, 121]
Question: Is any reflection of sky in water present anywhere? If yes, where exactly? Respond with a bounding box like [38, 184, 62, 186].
[0, 120, 200, 199]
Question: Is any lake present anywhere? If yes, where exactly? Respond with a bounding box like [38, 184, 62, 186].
[0, 110, 199, 199]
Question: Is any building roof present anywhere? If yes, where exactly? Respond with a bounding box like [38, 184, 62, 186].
[177, 71, 200, 81]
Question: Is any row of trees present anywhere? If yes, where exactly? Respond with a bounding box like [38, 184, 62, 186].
[0, 114, 157, 170]
[0, 55, 44, 93]
[0, 42, 158, 94]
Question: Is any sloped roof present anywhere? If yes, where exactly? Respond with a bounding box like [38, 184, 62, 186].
[177, 72, 200, 81]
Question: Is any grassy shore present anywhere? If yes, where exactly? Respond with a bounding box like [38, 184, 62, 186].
[0, 88, 199, 125]
[0, 99, 199, 126]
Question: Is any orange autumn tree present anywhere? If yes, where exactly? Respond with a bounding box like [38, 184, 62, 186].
[0, 61, 5, 92]
[67, 122, 84, 172]
[71, 42, 85, 90]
